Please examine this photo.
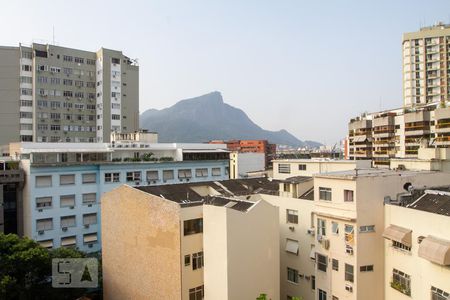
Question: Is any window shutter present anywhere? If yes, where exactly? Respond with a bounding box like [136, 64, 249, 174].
[36, 175, 52, 187]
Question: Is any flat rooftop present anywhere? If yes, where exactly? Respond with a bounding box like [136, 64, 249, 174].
[315, 168, 437, 179]
[272, 158, 359, 163]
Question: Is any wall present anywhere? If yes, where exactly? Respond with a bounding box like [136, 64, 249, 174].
[102, 186, 182, 300]
[230, 152, 265, 179]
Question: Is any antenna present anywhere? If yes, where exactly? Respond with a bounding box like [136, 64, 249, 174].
[52, 26, 55, 45]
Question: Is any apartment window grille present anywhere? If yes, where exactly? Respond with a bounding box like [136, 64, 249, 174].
[195, 168, 208, 177]
[105, 172, 120, 183]
[184, 218, 203, 236]
[60, 174, 75, 185]
[317, 254, 327, 272]
[317, 218, 326, 236]
[319, 187, 332, 201]
[286, 209, 298, 224]
[163, 170, 174, 181]
[332, 259, 339, 271]
[36, 175, 52, 187]
[36, 197, 52, 208]
[82, 193, 96, 205]
[83, 213, 97, 226]
[126, 171, 141, 182]
[344, 189, 354, 202]
[392, 268, 411, 296]
[392, 240, 411, 251]
[278, 163, 291, 174]
[431, 286, 449, 300]
[188, 285, 203, 300]
[359, 225, 375, 233]
[61, 215, 76, 228]
[332, 221, 339, 234]
[60, 195, 75, 207]
[345, 264, 354, 282]
[360, 265, 374, 272]
[287, 267, 299, 283]
[36, 218, 53, 231]
[192, 251, 204, 270]
[176, 169, 191, 179]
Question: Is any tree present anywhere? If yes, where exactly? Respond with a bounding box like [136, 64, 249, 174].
[0, 233, 96, 300]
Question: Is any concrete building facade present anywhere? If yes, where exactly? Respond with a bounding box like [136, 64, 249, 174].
[0, 43, 139, 145]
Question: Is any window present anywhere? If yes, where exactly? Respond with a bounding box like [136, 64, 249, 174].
[392, 240, 411, 251]
[317, 218, 326, 236]
[311, 275, 315, 290]
[286, 209, 298, 224]
[360, 265, 374, 272]
[146, 171, 159, 181]
[298, 164, 307, 171]
[38, 239, 53, 249]
[345, 224, 354, 243]
[318, 290, 327, 300]
[74, 92, 84, 99]
[112, 114, 121, 120]
[60, 195, 75, 208]
[184, 218, 203, 236]
[63, 79, 73, 86]
[61, 236, 76, 247]
[184, 255, 191, 266]
[20, 124, 33, 130]
[287, 267, 299, 283]
[74, 57, 84, 64]
[105, 172, 120, 183]
[359, 225, 375, 233]
[83, 233, 98, 244]
[195, 168, 208, 177]
[192, 251, 204, 270]
[63, 91, 73, 97]
[392, 268, 411, 296]
[344, 189, 354, 202]
[126, 171, 141, 182]
[21, 51, 32, 59]
[20, 100, 33, 107]
[21, 88, 32, 96]
[211, 167, 221, 176]
[20, 76, 32, 84]
[36, 175, 52, 187]
[178, 169, 192, 179]
[63, 55, 73, 62]
[37, 218, 53, 231]
[317, 254, 327, 272]
[61, 215, 76, 228]
[20, 112, 33, 118]
[319, 187, 332, 201]
[278, 163, 291, 174]
[36, 197, 52, 208]
[82, 173, 96, 184]
[431, 286, 449, 300]
[332, 258, 339, 271]
[345, 264, 354, 282]
[111, 57, 120, 64]
[111, 103, 121, 109]
[163, 170, 174, 181]
[82, 193, 96, 205]
[83, 213, 97, 226]
[60, 174, 75, 185]
[86, 58, 96, 65]
[50, 113, 61, 120]
[286, 239, 299, 255]
[332, 221, 339, 234]
[188, 285, 203, 300]
[50, 101, 61, 109]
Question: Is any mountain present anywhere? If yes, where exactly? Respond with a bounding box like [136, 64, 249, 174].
[140, 91, 322, 148]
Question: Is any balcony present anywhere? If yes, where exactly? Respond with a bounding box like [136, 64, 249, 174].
[0, 170, 24, 184]
[390, 281, 411, 296]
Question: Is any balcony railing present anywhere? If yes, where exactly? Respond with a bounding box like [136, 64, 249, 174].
[0, 170, 24, 183]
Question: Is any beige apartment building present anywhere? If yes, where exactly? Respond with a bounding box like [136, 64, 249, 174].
[384, 190, 450, 300]
[311, 168, 450, 300]
[102, 182, 280, 300]
[0, 43, 139, 145]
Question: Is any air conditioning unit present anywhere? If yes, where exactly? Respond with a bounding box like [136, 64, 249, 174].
[62, 227, 68, 232]
[345, 284, 353, 293]
[38, 230, 44, 235]
[84, 224, 90, 229]
[323, 238, 330, 250]
[346, 246, 354, 255]
[317, 235, 323, 243]
[307, 229, 315, 236]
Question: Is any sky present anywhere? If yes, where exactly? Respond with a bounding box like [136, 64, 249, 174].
[2, 1, 450, 145]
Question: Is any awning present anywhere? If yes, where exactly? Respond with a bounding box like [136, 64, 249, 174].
[38, 240, 53, 248]
[418, 236, 450, 266]
[286, 239, 299, 255]
[382, 224, 412, 247]
[353, 136, 367, 143]
[61, 236, 77, 246]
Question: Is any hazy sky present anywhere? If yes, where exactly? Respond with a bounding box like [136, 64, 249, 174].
[2, 1, 450, 145]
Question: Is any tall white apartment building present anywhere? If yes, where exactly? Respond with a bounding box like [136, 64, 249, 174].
[0, 43, 139, 145]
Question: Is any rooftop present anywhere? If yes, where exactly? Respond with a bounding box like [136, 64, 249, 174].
[281, 176, 313, 184]
[272, 158, 359, 164]
[315, 168, 436, 179]
[407, 190, 450, 217]
[204, 196, 256, 212]
[135, 177, 281, 205]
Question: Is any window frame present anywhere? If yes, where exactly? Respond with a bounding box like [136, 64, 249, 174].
[319, 187, 332, 201]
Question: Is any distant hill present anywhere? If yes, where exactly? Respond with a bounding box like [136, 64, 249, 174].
[140, 91, 322, 148]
